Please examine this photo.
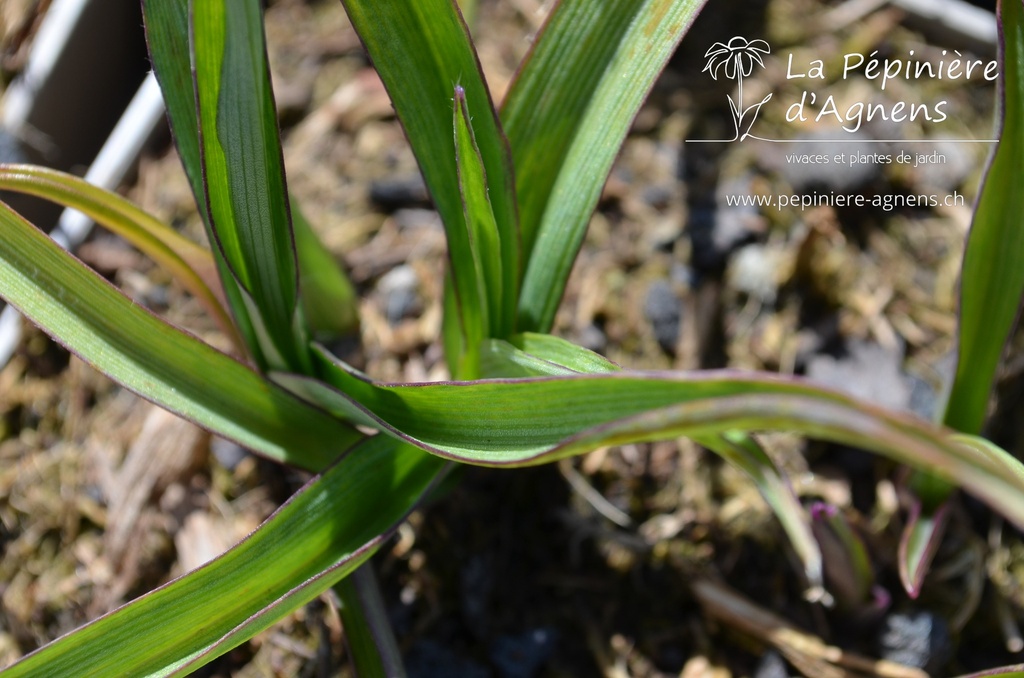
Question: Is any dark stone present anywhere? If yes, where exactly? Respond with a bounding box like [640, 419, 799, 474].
[377, 265, 421, 325]
[645, 280, 682, 354]
[489, 628, 558, 678]
[369, 175, 431, 211]
[687, 174, 764, 274]
[406, 640, 491, 678]
[460, 554, 494, 639]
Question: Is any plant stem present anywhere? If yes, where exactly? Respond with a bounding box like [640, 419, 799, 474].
[737, 71, 743, 115]
[335, 562, 406, 678]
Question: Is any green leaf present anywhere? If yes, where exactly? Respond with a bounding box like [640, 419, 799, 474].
[503, 0, 707, 332]
[900, 0, 1024, 598]
[944, 0, 1024, 434]
[898, 499, 948, 599]
[506, 332, 620, 374]
[956, 666, 1024, 678]
[455, 85, 504, 339]
[191, 0, 309, 373]
[480, 337, 580, 378]
[809, 503, 873, 607]
[482, 337, 824, 600]
[4, 437, 446, 677]
[0, 199, 357, 470]
[272, 346, 1024, 530]
[341, 0, 520, 338]
[699, 432, 826, 604]
[142, 0, 260, 366]
[334, 566, 406, 678]
[141, 0, 204, 215]
[0, 164, 239, 348]
[292, 199, 359, 340]
[441, 272, 470, 379]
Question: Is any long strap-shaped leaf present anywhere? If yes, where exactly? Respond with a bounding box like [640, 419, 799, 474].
[503, 0, 708, 332]
[341, 0, 520, 342]
[0, 200, 356, 471]
[190, 0, 309, 373]
[274, 345, 1024, 529]
[944, 0, 1024, 434]
[4, 437, 446, 677]
[144, 0, 310, 373]
[898, 0, 1024, 596]
[0, 165, 238, 347]
[143, 0, 260, 366]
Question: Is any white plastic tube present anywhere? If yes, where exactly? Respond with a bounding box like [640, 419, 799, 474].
[0, 71, 166, 366]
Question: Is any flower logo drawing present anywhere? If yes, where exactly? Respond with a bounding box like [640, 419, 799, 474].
[703, 36, 773, 141]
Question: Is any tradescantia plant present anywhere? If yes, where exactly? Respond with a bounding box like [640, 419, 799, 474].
[0, 0, 1023, 674]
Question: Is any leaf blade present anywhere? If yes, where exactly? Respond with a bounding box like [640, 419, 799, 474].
[0, 164, 237, 345]
[504, 0, 708, 332]
[699, 431, 825, 603]
[483, 337, 824, 599]
[191, 0, 309, 372]
[273, 347, 1024, 530]
[341, 0, 520, 337]
[944, 0, 1024, 434]
[455, 85, 504, 338]
[4, 438, 445, 677]
[292, 200, 359, 340]
[142, 0, 261, 365]
[0, 199, 356, 470]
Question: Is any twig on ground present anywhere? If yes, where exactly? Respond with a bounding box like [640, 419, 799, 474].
[692, 578, 929, 678]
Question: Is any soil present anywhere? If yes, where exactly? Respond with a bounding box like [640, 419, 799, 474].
[1, 0, 1023, 676]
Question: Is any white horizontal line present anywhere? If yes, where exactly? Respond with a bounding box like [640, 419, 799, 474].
[685, 138, 998, 143]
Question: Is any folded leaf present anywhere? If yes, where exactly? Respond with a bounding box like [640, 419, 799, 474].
[505, 332, 621, 373]
[142, 0, 262, 365]
[273, 345, 1024, 530]
[700, 432, 826, 604]
[341, 0, 520, 339]
[483, 337, 824, 601]
[191, 0, 310, 373]
[809, 503, 873, 607]
[454, 85, 503, 343]
[898, 498, 948, 599]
